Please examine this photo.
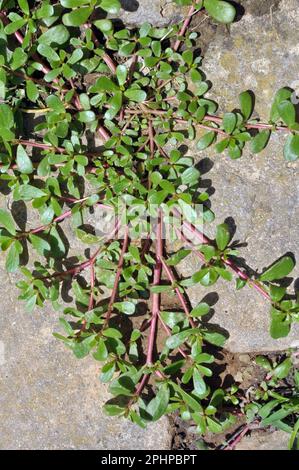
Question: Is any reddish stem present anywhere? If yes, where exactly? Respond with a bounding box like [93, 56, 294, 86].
[158, 312, 188, 359]
[28, 209, 72, 235]
[6, 69, 65, 91]
[39, 219, 121, 281]
[14, 139, 65, 153]
[160, 256, 196, 329]
[172, 210, 271, 301]
[147, 211, 163, 365]
[148, 120, 155, 158]
[224, 424, 251, 451]
[174, 226, 206, 264]
[88, 263, 95, 311]
[103, 225, 130, 327]
[173, 3, 200, 52]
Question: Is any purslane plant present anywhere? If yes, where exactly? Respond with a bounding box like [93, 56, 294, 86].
[0, 0, 298, 439]
[220, 353, 299, 450]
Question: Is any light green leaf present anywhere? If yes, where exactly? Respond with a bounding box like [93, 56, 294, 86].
[29, 234, 51, 256]
[260, 256, 295, 281]
[223, 112, 237, 134]
[124, 88, 147, 103]
[26, 80, 39, 102]
[60, 0, 90, 7]
[197, 131, 216, 150]
[114, 301, 136, 315]
[147, 383, 170, 421]
[284, 134, 299, 161]
[38, 25, 70, 46]
[78, 110, 96, 123]
[203, 330, 227, 347]
[104, 92, 122, 120]
[13, 185, 47, 201]
[190, 302, 210, 317]
[37, 44, 60, 62]
[100, 0, 121, 14]
[215, 223, 230, 250]
[0, 209, 16, 236]
[251, 130, 271, 154]
[204, 0, 236, 24]
[116, 65, 127, 86]
[62, 7, 92, 27]
[16, 145, 33, 174]
[193, 368, 207, 395]
[93, 339, 108, 361]
[93, 19, 113, 33]
[6, 240, 22, 272]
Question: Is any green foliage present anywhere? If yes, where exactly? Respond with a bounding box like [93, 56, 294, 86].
[0, 0, 298, 447]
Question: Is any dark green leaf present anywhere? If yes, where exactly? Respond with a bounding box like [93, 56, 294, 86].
[239, 91, 253, 120]
[277, 100, 296, 126]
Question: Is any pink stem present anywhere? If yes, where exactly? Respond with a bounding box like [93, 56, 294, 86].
[40, 218, 121, 281]
[148, 120, 155, 157]
[172, 210, 271, 301]
[29, 209, 72, 235]
[147, 211, 163, 365]
[0, 12, 55, 78]
[173, 3, 200, 52]
[223, 258, 270, 300]
[88, 263, 95, 311]
[160, 256, 196, 329]
[224, 424, 251, 451]
[98, 125, 110, 142]
[103, 225, 129, 327]
[15, 139, 65, 153]
[102, 52, 117, 74]
[176, 118, 228, 136]
[158, 312, 188, 359]
[174, 226, 206, 264]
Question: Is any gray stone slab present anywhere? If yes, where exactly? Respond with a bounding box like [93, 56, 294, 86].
[0, 259, 172, 449]
[235, 429, 290, 450]
[177, 0, 299, 352]
[118, 0, 185, 27]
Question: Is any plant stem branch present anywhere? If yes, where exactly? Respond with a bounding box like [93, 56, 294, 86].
[88, 263, 95, 311]
[173, 2, 201, 52]
[147, 211, 163, 365]
[158, 312, 188, 359]
[103, 225, 129, 327]
[172, 209, 271, 301]
[160, 256, 196, 328]
[223, 424, 251, 451]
